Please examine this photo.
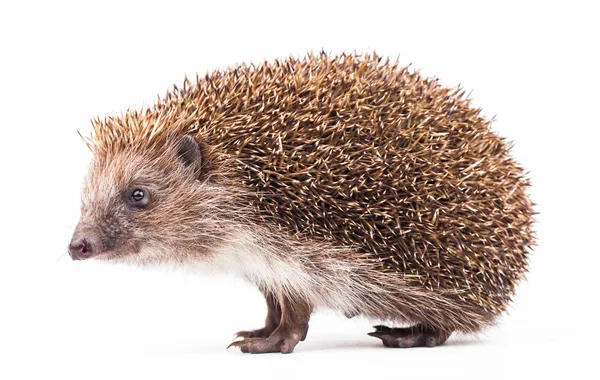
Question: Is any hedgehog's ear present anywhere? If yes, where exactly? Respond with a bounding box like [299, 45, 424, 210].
[176, 135, 203, 173]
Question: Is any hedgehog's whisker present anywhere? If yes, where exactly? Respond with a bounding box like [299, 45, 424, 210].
[56, 251, 68, 263]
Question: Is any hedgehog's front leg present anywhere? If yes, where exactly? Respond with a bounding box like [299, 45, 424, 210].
[229, 293, 311, 354]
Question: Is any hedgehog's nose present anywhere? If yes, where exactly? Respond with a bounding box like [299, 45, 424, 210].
[68, 236, 94, 260]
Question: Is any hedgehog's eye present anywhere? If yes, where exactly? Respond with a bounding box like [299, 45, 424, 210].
[132, 189, 144, 201]
[126, 188, 149, 208]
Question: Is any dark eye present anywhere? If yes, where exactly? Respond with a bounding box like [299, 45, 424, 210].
[127, 188, 149, 207]
[131, 189, 145, 202]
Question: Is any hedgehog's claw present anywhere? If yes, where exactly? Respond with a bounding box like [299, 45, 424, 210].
[368, 324, 451, 348]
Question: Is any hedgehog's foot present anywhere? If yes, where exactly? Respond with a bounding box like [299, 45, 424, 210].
[368, 324, 451, 348]
[228, 323, 308, 354]
[229, 293, 311, 354]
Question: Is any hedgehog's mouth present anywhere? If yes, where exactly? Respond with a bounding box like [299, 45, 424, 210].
[88, 240, 143, 262]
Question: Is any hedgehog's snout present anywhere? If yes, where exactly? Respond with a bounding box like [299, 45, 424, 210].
[68, 230, 99, 261]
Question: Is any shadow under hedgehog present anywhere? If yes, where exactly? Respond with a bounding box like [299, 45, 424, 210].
[69, 52, 534, 354]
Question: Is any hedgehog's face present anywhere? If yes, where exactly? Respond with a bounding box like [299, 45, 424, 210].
[69, 135, 228, 265]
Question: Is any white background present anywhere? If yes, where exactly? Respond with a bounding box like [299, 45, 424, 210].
[0, 1, 598, 379]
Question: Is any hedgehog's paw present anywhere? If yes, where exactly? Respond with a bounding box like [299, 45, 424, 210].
[368, 324, 451, 348]
[228, 325, 307, 354]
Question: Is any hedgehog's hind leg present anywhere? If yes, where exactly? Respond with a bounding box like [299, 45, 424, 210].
[368, 324, 451, 348]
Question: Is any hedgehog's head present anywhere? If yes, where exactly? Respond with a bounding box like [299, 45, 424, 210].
[69, 132, 236, 266]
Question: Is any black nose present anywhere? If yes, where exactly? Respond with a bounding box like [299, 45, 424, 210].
[69, 236, 93, 260]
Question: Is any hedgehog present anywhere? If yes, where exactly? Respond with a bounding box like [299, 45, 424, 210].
[69, 52, 534, 354]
